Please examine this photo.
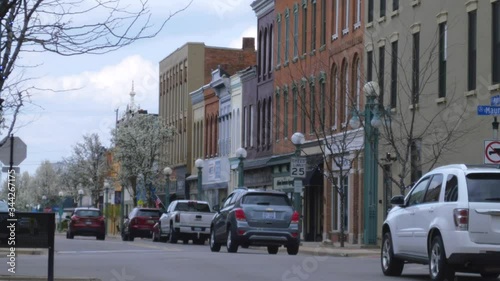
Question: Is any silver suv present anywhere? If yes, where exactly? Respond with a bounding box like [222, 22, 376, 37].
[209, 188, 300, 255]
[381, 164, 500, 281]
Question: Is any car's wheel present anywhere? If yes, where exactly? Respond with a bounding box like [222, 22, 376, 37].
[128, 234, 135, 242]
[96, 234, 105, 241]
[241, 244, 250, 249]
[209, 228, 221, 252]
[480, 273, 500, 279]
[169, 224, 178, 244]
[121, 232, 127, 241]
[286, 243, 299, 255]
[226, 227, 238, 253]
[381, 231, 404, 276]
[183, 238, 189, 244]
[429, 236, 455, 281]
[267, 246, 279, 254]
[66, 231, 74, 239]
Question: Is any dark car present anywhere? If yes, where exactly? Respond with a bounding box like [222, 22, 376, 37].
[66, 207, 105, 240]
[121, 207, 161, 241]
[209, 188, 300, 255]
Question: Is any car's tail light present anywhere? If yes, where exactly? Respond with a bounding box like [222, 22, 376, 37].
[175, 213, 180, 222]
[234, 208, 246, 221]
[130, 218, 138, 226]
[71, 215, 81, 223]
[291, 211, 300, 224]
[453, 208, 469, 230]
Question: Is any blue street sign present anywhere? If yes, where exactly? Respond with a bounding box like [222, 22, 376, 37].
[477, 105, 500, 115]
[492, 95, 500, 106]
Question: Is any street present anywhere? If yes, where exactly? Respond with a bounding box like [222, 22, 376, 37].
[0, 236, 490, 281]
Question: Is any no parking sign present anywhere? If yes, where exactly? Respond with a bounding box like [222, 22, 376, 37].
[484, 140, 500, 164]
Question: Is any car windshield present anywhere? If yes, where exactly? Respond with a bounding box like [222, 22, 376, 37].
[75, 210, 101, 217]
[241, 194, 291, 206]
[0, 201, 8, 212]
[175, 202, 211, 212]
[136, 209, 160, 217]
[466, 173, 500, 202]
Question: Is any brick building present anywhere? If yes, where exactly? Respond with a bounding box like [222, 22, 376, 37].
[159, 40, 256, 201]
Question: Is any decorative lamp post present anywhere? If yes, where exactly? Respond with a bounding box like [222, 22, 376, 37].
[58, 191, 64, 232]
[349, 81, 382, 245]
[41, 195, 47, 212]
[195, 159, 204, 200]
[290, 132, 305, 233]
[235, 147, 247, 188]
[78, 189, 84, 207]
[163, 167, 173, 209]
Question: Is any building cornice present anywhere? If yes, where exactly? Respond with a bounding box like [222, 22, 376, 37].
[251, 0, 274, 18]
[189, 84, 208, 105]
[239, 66, 257, 82]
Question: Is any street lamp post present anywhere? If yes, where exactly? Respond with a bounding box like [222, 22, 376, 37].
[58, 191, 64, 232]
[41, 195, 47, 212]
[349, 81, 382, 245]
[163, 167, 172, 209]
[78, 189, 84, 207]
[235, 148, 247, 188]
[291, 132, 305, 237]
[195, 159, 204, 200]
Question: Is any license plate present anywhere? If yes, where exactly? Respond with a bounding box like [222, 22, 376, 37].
[193, 227, 202, 231]
[147, 220, 155, 224]
[85, 221, 92, 225]
[263, 212, 276, 219]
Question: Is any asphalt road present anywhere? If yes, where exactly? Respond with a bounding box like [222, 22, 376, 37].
[0, 236, 492, 281]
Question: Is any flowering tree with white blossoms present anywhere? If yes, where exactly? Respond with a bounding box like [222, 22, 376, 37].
[112, 112, 175, 207]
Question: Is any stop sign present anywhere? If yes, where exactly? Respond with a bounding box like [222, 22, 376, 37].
[0, 136, 27, 166]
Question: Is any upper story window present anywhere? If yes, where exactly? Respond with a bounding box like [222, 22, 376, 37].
[302, 0, 308, 55]
[354, 0, 361, 29]
[285, 8, 290, 63]
[293, 4, 299, 58]
[492, 1, 500, 84]
[332, 0, 339, 40]
[342, 0, 350, 35]
[368, 0, 374, 23]
[277, 14, 282, 66]
[311, 0, 317, 51]
[468, 10, 477, 91]
[321, 0, 327, 45]
[438, 21, 447, 98]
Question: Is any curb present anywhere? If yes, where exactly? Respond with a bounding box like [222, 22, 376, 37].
[0, 276, 100, 281]
[0, 249, 46, 256]
[299, 246, 379, 257]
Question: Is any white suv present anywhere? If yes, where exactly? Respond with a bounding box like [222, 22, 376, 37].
[381, 164, 500, 281]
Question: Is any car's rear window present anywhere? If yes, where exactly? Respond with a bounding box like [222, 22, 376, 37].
[175, 202, 211, 212]
[241, 194, 291, 206]
[466, 173, 500, 202]
[136, 209, 160, 217]
[75, 210, 101, 217]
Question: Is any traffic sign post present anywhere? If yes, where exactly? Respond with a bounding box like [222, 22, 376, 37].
[0, 135, 27, 167]
[477, 106, 500, 116]
[484, 140, 500, 164]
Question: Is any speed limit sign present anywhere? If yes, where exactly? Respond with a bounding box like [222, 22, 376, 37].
[290, 157, 306, 178]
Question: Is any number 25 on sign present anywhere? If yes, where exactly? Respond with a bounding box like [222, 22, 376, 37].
[290, 157, 306, 178]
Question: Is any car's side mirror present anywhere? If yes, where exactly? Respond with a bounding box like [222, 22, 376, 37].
[65, 215, 71, 220]
[212, 205, 220, 212]
[390, 195, 405, 206]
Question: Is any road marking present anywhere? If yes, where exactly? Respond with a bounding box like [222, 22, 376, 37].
[57, 249, 173, 254]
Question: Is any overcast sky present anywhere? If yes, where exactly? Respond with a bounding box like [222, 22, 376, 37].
[10, 0, 257, 176]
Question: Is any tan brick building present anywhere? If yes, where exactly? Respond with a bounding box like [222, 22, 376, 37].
[159, 40, 255, 200]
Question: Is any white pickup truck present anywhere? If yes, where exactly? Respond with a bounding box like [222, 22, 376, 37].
[158, 200, 215, 245]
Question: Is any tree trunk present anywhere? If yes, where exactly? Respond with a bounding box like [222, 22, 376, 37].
[130, 176, 138, 207]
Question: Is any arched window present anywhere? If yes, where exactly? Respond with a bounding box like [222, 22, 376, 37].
[341, 59, 349, 125]
[257, 101, 261, 147]
[352, 55, 361, 108]
[263, 28, 268, 78]
[267, 97, 272, 148]
[269, 24, 273, 75]
[258, 30, 262, 78]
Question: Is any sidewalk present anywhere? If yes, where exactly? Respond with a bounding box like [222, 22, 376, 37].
[0, 276, 99, 281]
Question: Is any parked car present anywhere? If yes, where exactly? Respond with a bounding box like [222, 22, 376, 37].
[0, 200, 9, 244]
[157, 200, 214, 244]
[209, 188, 300, 255]
[121, 207, 161, 241]
[66, 207, 105, 240]
[381, 164, 500, 281]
